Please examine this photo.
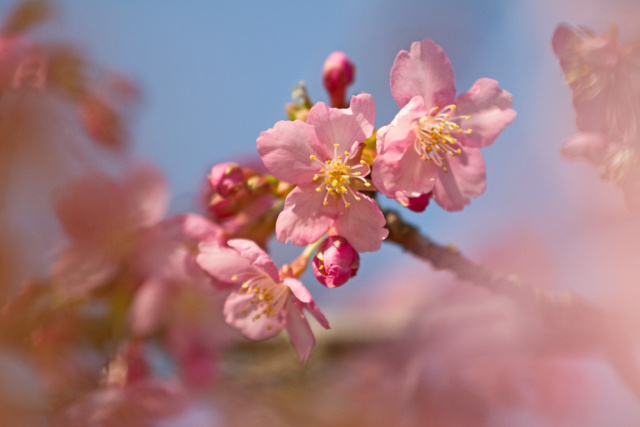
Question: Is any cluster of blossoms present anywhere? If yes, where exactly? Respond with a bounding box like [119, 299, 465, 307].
[553, 23, 640, 211]
[0, 2, 517, 423]
[208, 37, 516, 361]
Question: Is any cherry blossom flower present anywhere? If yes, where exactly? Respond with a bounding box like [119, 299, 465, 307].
[196, 238, 329, 362]
[372, 39, 516, 211]
[257, 93, 388, 252]
[553, 24, 640, 211]
[52, 164, 168, 297]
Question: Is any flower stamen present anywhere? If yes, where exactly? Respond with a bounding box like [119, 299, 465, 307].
[414, 104, 472, 173]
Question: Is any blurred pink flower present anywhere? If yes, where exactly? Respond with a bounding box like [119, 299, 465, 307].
[553, 24, 640, 211]
[372, 38, 516, 211]
[52, 164, 168, 297]
[59, 380, 190, 427]
[197, 238, 329, 362]
[130, 214, 231, 389]
[257, 93, 387, 252]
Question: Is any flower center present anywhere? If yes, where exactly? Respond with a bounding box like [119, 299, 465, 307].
[231, 271, 290, 329]
[414, 104, 472, 173]
[309, 143, 371, 208]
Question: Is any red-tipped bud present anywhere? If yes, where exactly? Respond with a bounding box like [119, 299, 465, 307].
[312, 236, 359, 288]
[322, 51, 355, 108]
[396, 192, 431, 213]
[209, 162, 245, 198]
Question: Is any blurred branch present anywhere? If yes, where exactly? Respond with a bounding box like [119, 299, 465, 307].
[383, 209, 589, 316]
[383, 208, 640, 400]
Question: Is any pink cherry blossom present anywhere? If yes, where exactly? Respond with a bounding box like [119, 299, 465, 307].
[372, 39, 516, 211]
[553, 24, 640, 212]
[196, 238, 329, 362]
[257, 93, 388, 252]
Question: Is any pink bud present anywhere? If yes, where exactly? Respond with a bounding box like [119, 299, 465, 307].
[395, 192, 431, 213]
[209, 163, 245, 198]
[322, 51, 355, 108]
[312, 236, 359, 288]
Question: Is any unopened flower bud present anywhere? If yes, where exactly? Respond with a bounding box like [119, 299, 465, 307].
[395, 192, 431, 213]
[209, 163, 245, 198]
[246, 175, 271, 196]
[322, 51, 355, 108]
[312, 236, 359, 288]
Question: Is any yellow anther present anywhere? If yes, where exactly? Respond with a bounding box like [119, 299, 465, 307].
[345, 203, 350, 208]
[313, 175, 319, 181]
[344, 151, 350, 156]
[360, 160, 366, 165]
[332, 179, 339, 187]
[334, 143, 340, 148]
[323, 201, 328, 206]
[364, 182, 371, 187]
[451, 105, 456, 110]
[316, 188, 321, 192]
[355, 196, 361, 201]
[309, 155, 316, 160]
[231, 275, 238, 281]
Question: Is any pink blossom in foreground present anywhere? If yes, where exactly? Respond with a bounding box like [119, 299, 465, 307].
[372, 39, 516, 211]
[257, 93, 388, 252]
[197, 238, 329, 362]
[312, 235, 359, 288]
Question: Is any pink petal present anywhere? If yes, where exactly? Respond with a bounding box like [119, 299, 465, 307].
[306, 93, 375, 153]
[283, 277, 311, 303]
[432, 147, 487, 212]
[196, 244, 254, 283]
[373, 96, 438, 197]
[454, 78, 516, 148]
[130, 278, 172, 336]
[285, 301, 315, 363]
[551, 24, 576, 61]
[168, 214, 224, 244]
[333, 194, 388, 252]
[223, 291, 282, 340]
[275, 185, 338, 247]
[284, 278, 330, 329]
[55, 173, 122, 242]
[390, 38, 456, 109]
[560, 132, 611, 166]
[123, 163, 169, 228]
[228, 238, 279, 283]
[257, 119, 326, 185]
[52, 244, 120, 297]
